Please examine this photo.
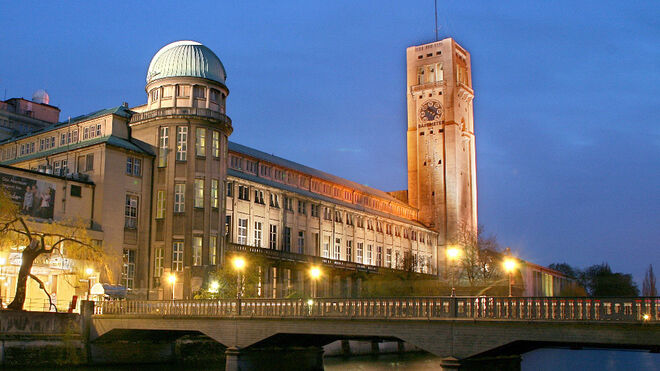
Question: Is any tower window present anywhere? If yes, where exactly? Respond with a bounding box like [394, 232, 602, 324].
[418, 55, 423, 59]
[436, 51, 441, 55]
[426, 53, 432, 57]
[420, 132, 425, 136]
[438, 160, 442, 164]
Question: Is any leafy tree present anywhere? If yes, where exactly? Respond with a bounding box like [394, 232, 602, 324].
[548, 262, 578, 278]
[581, 263, 639, 297]
[0, 187, 111, 311]
[642, 264, 657, 296]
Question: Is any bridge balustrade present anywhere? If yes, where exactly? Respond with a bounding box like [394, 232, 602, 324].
[94, 296, 658, 323]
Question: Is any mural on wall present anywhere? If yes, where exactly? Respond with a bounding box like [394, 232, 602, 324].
[0, 172, 56, 219]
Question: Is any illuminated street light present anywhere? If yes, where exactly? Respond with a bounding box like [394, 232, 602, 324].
[309, 266, 321, 298]
[643, 314, 650, 321]
[232, 256, 246, 315]
[503, 258, 518, 297]
[446, 246, 460, 297]
[209, 281, 220, 293]
[168, 274, 177, 300]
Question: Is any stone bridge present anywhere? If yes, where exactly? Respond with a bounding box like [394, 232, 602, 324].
[90, 296, 660, 370]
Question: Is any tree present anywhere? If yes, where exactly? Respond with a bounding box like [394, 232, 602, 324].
[581, 263, 639, 297]
[642, 264, 657, 296]
[454, 224, 503, 287]
[548, 262, 578, 278]
[194, 254, 265, 299]
[0, 187, 111, 311]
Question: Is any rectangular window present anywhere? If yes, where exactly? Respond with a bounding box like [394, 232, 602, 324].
[72, 129, 78, 143]
[211, 179, 219, 208]
[226, 182, 233, 197]
[212, 131, 220, 158]
[297, 200, 306, 214]
[238, 218, 248, 245]
[96, 124, 101, 137]
[297, 231, 305, 254]
[156, 190, 166, 219]
[269, 193, 279, 208]
[284, 197, 293, 211]
[377, 246, 383, 266]
[60, 133, 66, 146]
[346, 240, 353, 262]
[254, 190, 265, 204]
[83, 127, 89, 140]
[61, 159, 68, 175]
[334, 238, 341, 260]
[192, 236, 202, 266]
[366, 244, 373, 265]
[124, 195, 138, 229]
[283, 227, 291, 252]
[159, 127, 169, 167]
[334, 210, 342, 223]
[195, 127, 206, 156]
[126, 157, 133, 175]
[269, 225, 277, 249]
[174, 183, 185, 212]
[194, 178, 204, 208]
[85, 154, 94, 171]
[176, 126, 188, 161]
[386, 248, 392, 268]
[154, 247, 164, 278]
[172, 241, 184, 271]
[314, 233, 320, 256]
[133, 158, 141, 176]
[53, 161, 61, 176]
[357, 243, 363, 263]
[122, 249, 136, 290]
[322, 236, 330, 258]
[177, 85, 190, 97]
[238, 185, 250, 201]
[254, 221, 263, 247]
[324, 207, 332, 220]
[209, 235, 217, 265]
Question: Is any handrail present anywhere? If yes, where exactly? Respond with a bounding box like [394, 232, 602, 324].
[129, 107, 231, 124]
[94, 296, 660, 323]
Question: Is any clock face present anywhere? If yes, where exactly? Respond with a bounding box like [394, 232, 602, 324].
[418, 100, 443, 122]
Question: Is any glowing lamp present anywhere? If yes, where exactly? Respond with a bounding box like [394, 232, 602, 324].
[232, 256, 246, 270]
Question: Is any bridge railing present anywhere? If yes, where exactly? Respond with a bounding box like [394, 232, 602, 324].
[94, 296, 659, 322]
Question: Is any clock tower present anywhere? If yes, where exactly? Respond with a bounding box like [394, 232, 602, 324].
[406, 38, 477, 248]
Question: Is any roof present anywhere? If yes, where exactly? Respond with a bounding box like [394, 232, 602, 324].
[1, 135, 152, 165]
[228, 169, 429, 229]
[0, 105, 133, 144]
[147, 41, 226, 85]
[228, 141, 412, 208]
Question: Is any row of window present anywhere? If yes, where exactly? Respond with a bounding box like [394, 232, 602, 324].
[150, 85, 225, 103]
[153, 235, 219, 280]
[230, 183, 432, 244]
[154, 178, 220, 218]
[12, 123, 104, 160]
[158, 126, 221, 167]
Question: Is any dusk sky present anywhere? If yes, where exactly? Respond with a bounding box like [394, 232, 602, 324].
[1, 1, 658, 285]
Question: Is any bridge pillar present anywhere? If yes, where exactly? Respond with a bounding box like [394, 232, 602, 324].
[225, 346, 240, 371]
[439, 357, 461, 371]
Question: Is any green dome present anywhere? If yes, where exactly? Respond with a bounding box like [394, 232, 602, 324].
[146, 41, 226, 85]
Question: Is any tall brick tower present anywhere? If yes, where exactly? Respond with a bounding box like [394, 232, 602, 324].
[406, 38, 478, 249]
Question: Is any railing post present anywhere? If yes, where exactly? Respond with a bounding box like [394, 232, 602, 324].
[450, 296, 457, 318]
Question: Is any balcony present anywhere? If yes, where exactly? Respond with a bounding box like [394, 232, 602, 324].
[129, 107, 231, 126]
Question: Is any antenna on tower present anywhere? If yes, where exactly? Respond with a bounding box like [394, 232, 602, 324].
[434, 0, 439, 41]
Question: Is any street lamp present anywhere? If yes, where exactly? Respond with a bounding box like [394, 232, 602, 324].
[232, 256, 246, 315]
[168, 274, 177, 300]
[209, 281, 220, 294]
[309, 266, 321, 298]
[446, 246, 460, 297]
[503, 259, 517, 297]
[85, 268, 94, 301]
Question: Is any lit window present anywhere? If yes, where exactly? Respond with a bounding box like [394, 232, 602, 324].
[211, 179, 219, 208]
[194, 178, 204, 208]
[269, 225, 277, 249]
[156, 190, 166, 219]
[154, 247, 164, 279]
[176, 126, 188, 161]
[238, 218, 248, 245]
[192, 236, 202, 266]
[254, 221, 263, 247]
[196, 127, 206, 157]
[159, 127, 169, 167]
[209, 235, 217, 265]
[334, 238, 341, 260]
[212, 131, 220, 158]
[297, 231, 305, 254]
[357, 243, 363, 263]
[122, 249, 136, 289]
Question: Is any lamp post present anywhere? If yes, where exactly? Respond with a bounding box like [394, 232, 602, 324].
[503, 259, 517, 297]
[309, 266, 321, 299]
[85, 267, 94, 301]
[168, 274, 177, 300]
[446, 246, 460, 297]
[232, 256, 246, 315]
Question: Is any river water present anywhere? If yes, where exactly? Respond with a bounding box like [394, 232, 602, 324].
[18, 349, 660, 370]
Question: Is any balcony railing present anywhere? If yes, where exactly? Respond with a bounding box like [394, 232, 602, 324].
[94, 296, 659, 323]
[129, 107, 231, 125]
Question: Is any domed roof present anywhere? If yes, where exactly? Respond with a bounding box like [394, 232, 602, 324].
[32, 89, 50, 104]
[146, 40, 226, 85]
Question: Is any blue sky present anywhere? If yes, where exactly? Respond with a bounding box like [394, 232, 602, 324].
[1, 1, 658, 285]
